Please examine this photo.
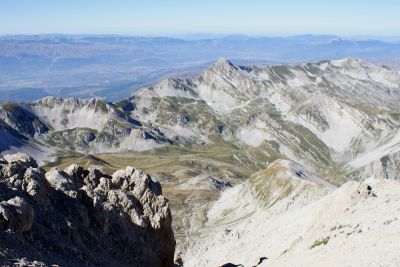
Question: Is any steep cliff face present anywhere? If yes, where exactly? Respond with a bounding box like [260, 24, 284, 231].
[0, 153, 175, 267]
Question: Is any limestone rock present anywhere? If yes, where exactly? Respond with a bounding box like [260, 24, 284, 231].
[3, 153, 38, 168]
[45, 168, 79, 197]
[0, 153, 175, 267]
[208, 176, 233, 191]
[0, 197, 33, 232]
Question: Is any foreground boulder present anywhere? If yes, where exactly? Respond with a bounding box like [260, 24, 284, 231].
[0, 153, 175, 266]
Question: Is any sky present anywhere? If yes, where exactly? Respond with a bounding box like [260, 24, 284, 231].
[0, 0, 399, 36]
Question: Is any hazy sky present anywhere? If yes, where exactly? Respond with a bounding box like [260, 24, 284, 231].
[1, 0, 399, 36]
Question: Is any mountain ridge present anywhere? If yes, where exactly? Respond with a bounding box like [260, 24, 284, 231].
[1, 58, 400, 183]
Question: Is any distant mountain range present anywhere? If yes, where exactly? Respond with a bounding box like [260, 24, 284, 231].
[1, 34, 400, 102]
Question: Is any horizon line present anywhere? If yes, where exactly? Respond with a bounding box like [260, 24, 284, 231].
[1, 32, 400, 41]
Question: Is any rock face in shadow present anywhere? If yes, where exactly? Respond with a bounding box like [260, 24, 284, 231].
[0, 153, 175, 267]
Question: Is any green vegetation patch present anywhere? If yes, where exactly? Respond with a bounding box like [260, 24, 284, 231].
[310, 236, 330, 249]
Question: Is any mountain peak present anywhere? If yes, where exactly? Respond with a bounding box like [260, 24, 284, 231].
[210, 58, 236, 71]
[331, 57, 367, 67]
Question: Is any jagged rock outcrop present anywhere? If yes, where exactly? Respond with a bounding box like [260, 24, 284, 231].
[0, 153, 175, 267]
[208, 176, 233, 191]
[0, 196, 34, 233]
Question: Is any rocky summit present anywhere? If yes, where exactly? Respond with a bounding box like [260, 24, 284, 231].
[0, 153, 175, 267]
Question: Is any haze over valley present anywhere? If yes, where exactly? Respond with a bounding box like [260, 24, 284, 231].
[1, 34, 400, 102]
